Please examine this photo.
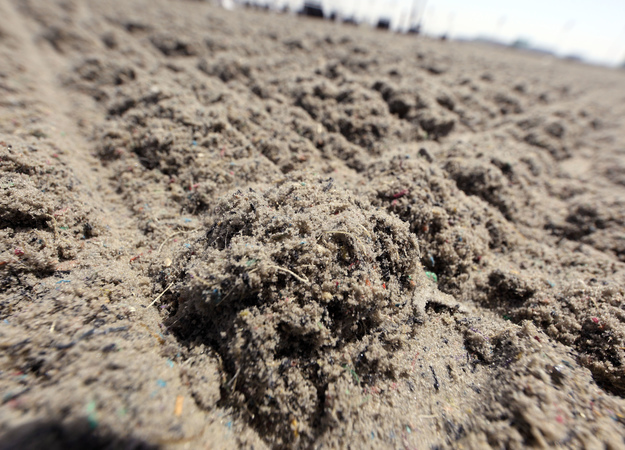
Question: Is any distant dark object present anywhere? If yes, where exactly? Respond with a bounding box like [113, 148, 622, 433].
[511, 39, 554, 57]
[376, 18, 391, 30]
[299, 2, 324, 18]
[564, 54, 583, 63]
[407, 24, 421, 35]
[242, 1, 268, 10]
[440, 34, 448, 41]
[343, 16, 358, 25]
[328, 11, 337, 21]
[511, 38, 530, 50]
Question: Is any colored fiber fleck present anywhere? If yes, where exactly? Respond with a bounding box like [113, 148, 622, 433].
[425, 271, 438, 282]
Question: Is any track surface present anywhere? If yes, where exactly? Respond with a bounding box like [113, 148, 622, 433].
[2, 1, 625, 448]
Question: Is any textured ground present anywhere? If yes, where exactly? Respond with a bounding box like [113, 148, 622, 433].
[1, 1, 625, 448]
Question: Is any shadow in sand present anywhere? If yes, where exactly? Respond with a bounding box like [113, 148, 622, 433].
[0, 418, 158, 450]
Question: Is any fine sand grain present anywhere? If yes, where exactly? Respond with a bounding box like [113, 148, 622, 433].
[1, 0, 625, 448]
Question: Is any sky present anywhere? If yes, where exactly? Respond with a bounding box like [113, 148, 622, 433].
[269, 0, 625, 66]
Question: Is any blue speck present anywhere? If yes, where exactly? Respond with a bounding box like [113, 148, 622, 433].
[192, 140, 197, 146]
[156, 379, 166, 387]
[371, 431, 375, 439]
[183, 218, 192, 223]
[166, 359, 174, 368]
[184, 243, 191, 248]
[226, 421, 232, 430]
[56, 280, 71, 284]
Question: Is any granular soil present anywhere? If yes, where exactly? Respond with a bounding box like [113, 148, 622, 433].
[1, 0, 625, 448]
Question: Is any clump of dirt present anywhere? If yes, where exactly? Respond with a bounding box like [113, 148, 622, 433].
[165, 173, 436, 445]
[364, 151, 512, 296]
[0, 142, 100, 279]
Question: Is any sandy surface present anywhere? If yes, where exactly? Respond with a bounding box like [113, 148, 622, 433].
[2, 0, 625, 448]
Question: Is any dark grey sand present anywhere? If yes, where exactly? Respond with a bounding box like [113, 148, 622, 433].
[2, 0, 625, 448]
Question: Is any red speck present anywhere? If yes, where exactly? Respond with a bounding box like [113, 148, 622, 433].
[14, 248, 24, 256]
[392, 189, 409, 199]
[555, 415, 564, 424]
[534, 336, 541, 342]
[382, 283, 386, 289]
[591, 317, 599, 324]
[53, 207, 68, 217]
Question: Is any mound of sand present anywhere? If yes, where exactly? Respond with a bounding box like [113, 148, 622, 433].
[168, 174, 435, 445]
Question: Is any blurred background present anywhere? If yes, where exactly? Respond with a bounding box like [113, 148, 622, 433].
[223, 0, 625, 68]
